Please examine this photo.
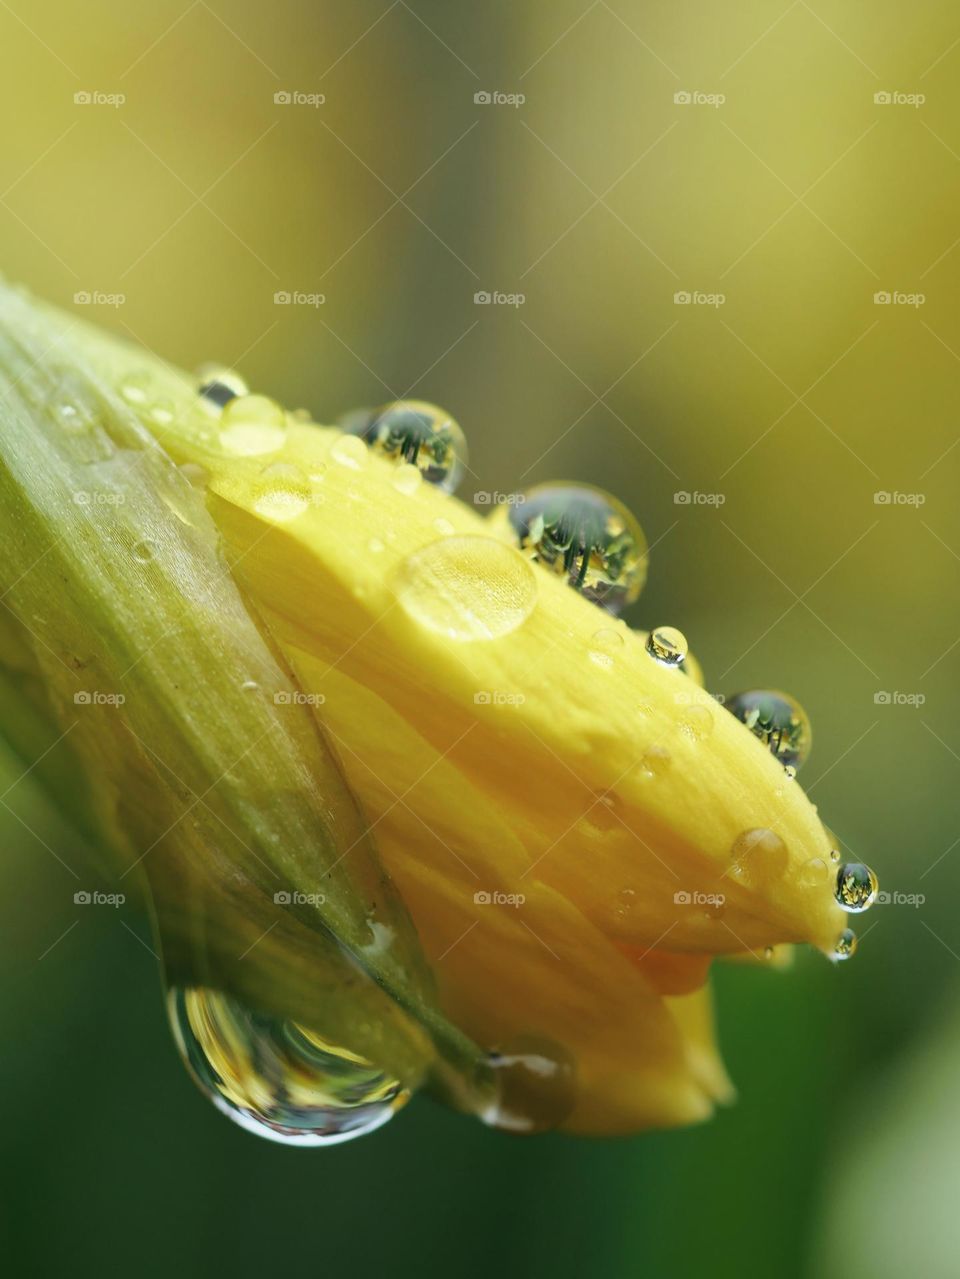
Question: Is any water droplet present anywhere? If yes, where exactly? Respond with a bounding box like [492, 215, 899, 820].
[132, 539, 157, 563]
[783, 764, 797, 781]
[253, 482, 311, 523]
[489, 483, 647, 614]
[730, 828, 788, 880]
[219, 395, 286, 457]
[482, 1035, 576, 1134]
[330, 433, 369, 471]
[833, 928, 858, 961]
[197, 365, 249, 410]
[120, 374, 151, 405]
[722, 689, 812, 771]
[763, 945, 775, 960]
[391, 462, 422, 496]
[678, 703, 714, 742]
[168, 987, 409, 1146]
[830, 849, 841, 863]
[346, 400, 467, 493]
[638, 745, 672, 779]
[434, 517, 455, 536]
[646, 626, 688, 667]
[834, 862, 878, 913]
[55, 402, 86, 433]
[394, 535, 537, 641]
[368, 537, 385, 554]
[801, 857, 828, 887]
[587, 628, 622, 670]
[240, 680, 259, 694]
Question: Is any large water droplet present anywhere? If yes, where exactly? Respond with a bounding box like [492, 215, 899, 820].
[168, 987, 409, 1146]
[253, 480, 311, 523]
[394, 535, 537, 641]
[722, 689, 812, 771]
[678, 703, 714, 742]
[330, 433, 369, 471]
[489, 483, 647, 614]
[834, 862, 878, 913]
[219, 395, 287, 457]
[646, 626, 688, 667]
[482, 1035, 576, 1134]
[345, 400, 467, 493]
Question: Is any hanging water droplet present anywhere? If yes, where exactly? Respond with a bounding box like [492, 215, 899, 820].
[638, 745, 672, 779]
[482, 1035, 577, 1134]
[197, 365, 249, 411]
[168, 987, 409, 1146]
[394, 535, 537, 641]
[219, 395, 287, 457]
[587, 627, 624, 669]
[834, 862, 878, 913]
[120, 373, 151, 405]
[830, 848, 841, 863]
[345, 400, 467, 493]
[240, 680, 259, 694]
[488, 483, 647, 614]
[722, 689, 812, 771]
[833, 928, 858, 961]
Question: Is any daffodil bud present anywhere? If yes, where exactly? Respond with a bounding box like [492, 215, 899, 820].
[0, 282, 867, 1139]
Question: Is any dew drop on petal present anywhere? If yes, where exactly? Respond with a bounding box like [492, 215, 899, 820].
[253, 482, 310, 523]
[678, 703, 714, 742]
[132, 539, 157, 564]
[196, 364, 249, 411]
[730, 828, 788, 880]
[482, 1035, 577, 1134]
[168, 987, 409, 1146]
[219, 395, 287, 457]
[646, 626, 688, 667]
[394, 535, 537, 641]
[330, 433, 369, 471]
[834, 862, 878, 913]
[391, 462, 422, 496]
[488, 483, 647, 614]
[345, 400, 467, 493]
[801, 857, 828, 887]
[722, 689, 812, 771]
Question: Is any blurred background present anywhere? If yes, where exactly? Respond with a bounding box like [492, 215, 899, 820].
[1, 1, 958, 1274]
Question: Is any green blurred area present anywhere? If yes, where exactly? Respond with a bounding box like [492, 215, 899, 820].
[1, 1, 958, 1275]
